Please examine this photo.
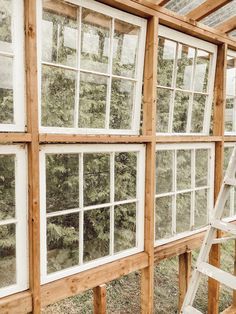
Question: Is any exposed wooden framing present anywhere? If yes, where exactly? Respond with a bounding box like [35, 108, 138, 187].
[93, 285, 107, 314]
[224, 136, 236, 142]
[0, 133, 32, 143]
[41, 252, 148, 308]
[141, 15, 158, 313]
[156, 136, 222, 143]
[216, 16, 236, 34]
[222, 305, 236, 313]
[0, 291, 32, 314]
[154, 231, 205, 262]
[24, 0, 41, 313]
[208, 43, 227, 314]
[178, 251, 192, 312]
[233, 240, 236, 307]
[186, 0, 232, 22]
[39, 134, 153, 143]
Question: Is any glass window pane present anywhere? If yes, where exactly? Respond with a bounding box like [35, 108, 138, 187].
[0, 0, 12, 52]
[176, 192, 191, 233]
[0, 224, 15, 288]
[156, 150, 174, 194]
[195, 149, 208, 187]
[0, 55, 13, 124]
[115, 152, 137, 202]
[41, 65, 76, 128]
[165, 0, 205, 15]
[224, 146, 234, 174]
[81, 8, 111, 73]
[157, 37, 176, 87]
[177, 149, 191, 190]
[191, 94, 207, 133]
[112, 20, 139, 78]
[155, 196, 172, 240]
[46, 154, 79, 213]
[225, 97, 234, 132]
[223, 195, 231, 219]
[78, 73, 107, 129]
[83, 153, 110, 206]
[47, 213, 79, 274]
[195, 189, 208, 228]
[42, 5, 78, 67]
[156, 88, 172, 133]
[0, 154, 15, 220]
[83, 207, 110, 262]
[194, 50, 210, 93]
[226, 55, 236, 97]
[173, 91, 190, 133]
[110, 78, 134, 130]
[114, 203, 136, 253]
[176, 44, 195, 90]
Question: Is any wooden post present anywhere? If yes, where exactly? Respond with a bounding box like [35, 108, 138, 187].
[178, 251, 192, 312]
[208, 43, 227, 314]
[93, 285, 107, 314]
[141, 16, 158, 314]
[25, 0, 41, 313]
[233, 240, 236, 307]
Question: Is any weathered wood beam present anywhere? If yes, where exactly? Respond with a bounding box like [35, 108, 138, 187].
[178, 251, 192, 312]
[216, 16, 236, 33]
[186, 0, 232, 22]
[93, 285, 106, 314]
[0, 291, 32, 314]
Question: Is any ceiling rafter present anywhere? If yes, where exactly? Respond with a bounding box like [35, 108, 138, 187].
[216, 16, 236, 33]
[186, 0, 232, 21]
[145, 0, 170, 5]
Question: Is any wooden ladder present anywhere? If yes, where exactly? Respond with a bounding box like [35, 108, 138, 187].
[181, 145, 236, 314]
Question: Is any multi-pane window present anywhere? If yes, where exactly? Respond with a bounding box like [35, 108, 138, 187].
[156, 26, 217, 135]
[155, 143, 214, 244]
[0, 145, 27, 297]
[223, 143, 236, 218]
[40, 144, 145, 283]
[38, 0, 146, 134]
[0, 0, 24, 131]
[225, 50, 236, 133]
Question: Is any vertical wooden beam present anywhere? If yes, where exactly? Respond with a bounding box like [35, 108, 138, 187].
[178, 251, 192, 312]
[141, 16, 158, 314]
[233, 240, 236, 307]
[93, 285, 107, 314]
[209, 43, 228, 314]
[25, 0, 41, 313]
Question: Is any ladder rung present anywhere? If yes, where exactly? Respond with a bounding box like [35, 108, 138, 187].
[197, 262, 236, 290]
[212, 235, 236, 244]
[212, 220, 236, 235]
[182, 305, 202, 314]
[224, 177, 236, 186]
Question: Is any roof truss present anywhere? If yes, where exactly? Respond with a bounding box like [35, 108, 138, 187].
[216, 16, 236, 33]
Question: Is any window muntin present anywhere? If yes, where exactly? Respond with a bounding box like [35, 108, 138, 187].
[223, 143, 236, 219]
[40, 144, 145, 283]
[0, 145, 27, 297]
[155, 143, 214, 245]
[0, 0, 24, 131]
[225, 50, 236, 134]
[156, 26, 217, 135]
[38, 0, 146, 135]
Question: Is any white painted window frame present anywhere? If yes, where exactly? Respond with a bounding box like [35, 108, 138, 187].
[0, 145, 28, 298]
[0, 0, 25, 132]
[225, 49, 236, 135]
[40, 144, 145, 284]
[37, 0, 147, 135]
[157, 25, 217, 136]
[155, 142, 215, 246]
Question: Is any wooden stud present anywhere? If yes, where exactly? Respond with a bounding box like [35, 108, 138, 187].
[156, 136, 222, 143]
[186, 0, 232, 22]
[233, 240, 236, 307]
[208, 43, 228, 314]
[178, 251, 192, 312]
[141, 15, 158, 314]
[216, 16, 236, 34]
[24, 0, 41, 313]
[93, 285, 107, 314]
[0, 133, 32, 143]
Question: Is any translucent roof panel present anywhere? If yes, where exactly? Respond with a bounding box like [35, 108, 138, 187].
[228, 29, 236, 38]
[165, 0, 205, 15]
[201, 1, 236, 27]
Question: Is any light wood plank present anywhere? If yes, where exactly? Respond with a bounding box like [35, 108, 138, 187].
[0, 291, 32, 314]
[186, 0, 232, 22]
[179, 251, 192, 312]
[156, 136, 222, 143]
[24, 0, 41, 312]
[216, 16, 236, 33]
[0, 133, 32, 143]
[93, 285, 106, 314]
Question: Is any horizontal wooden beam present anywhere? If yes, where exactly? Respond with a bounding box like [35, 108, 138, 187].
[224, 136, 236, 142]
[221, 305, 236, 313]
[41, 252, 149, 307]
[186, 0, 232, 22]
[0, 133, 32, 143]
[154, 231, 205, 262]
[216, 16, 236, 33]
[39, 134, 153, 143]
[0, 291, 32, 314]
[156, 135, 222, 143]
